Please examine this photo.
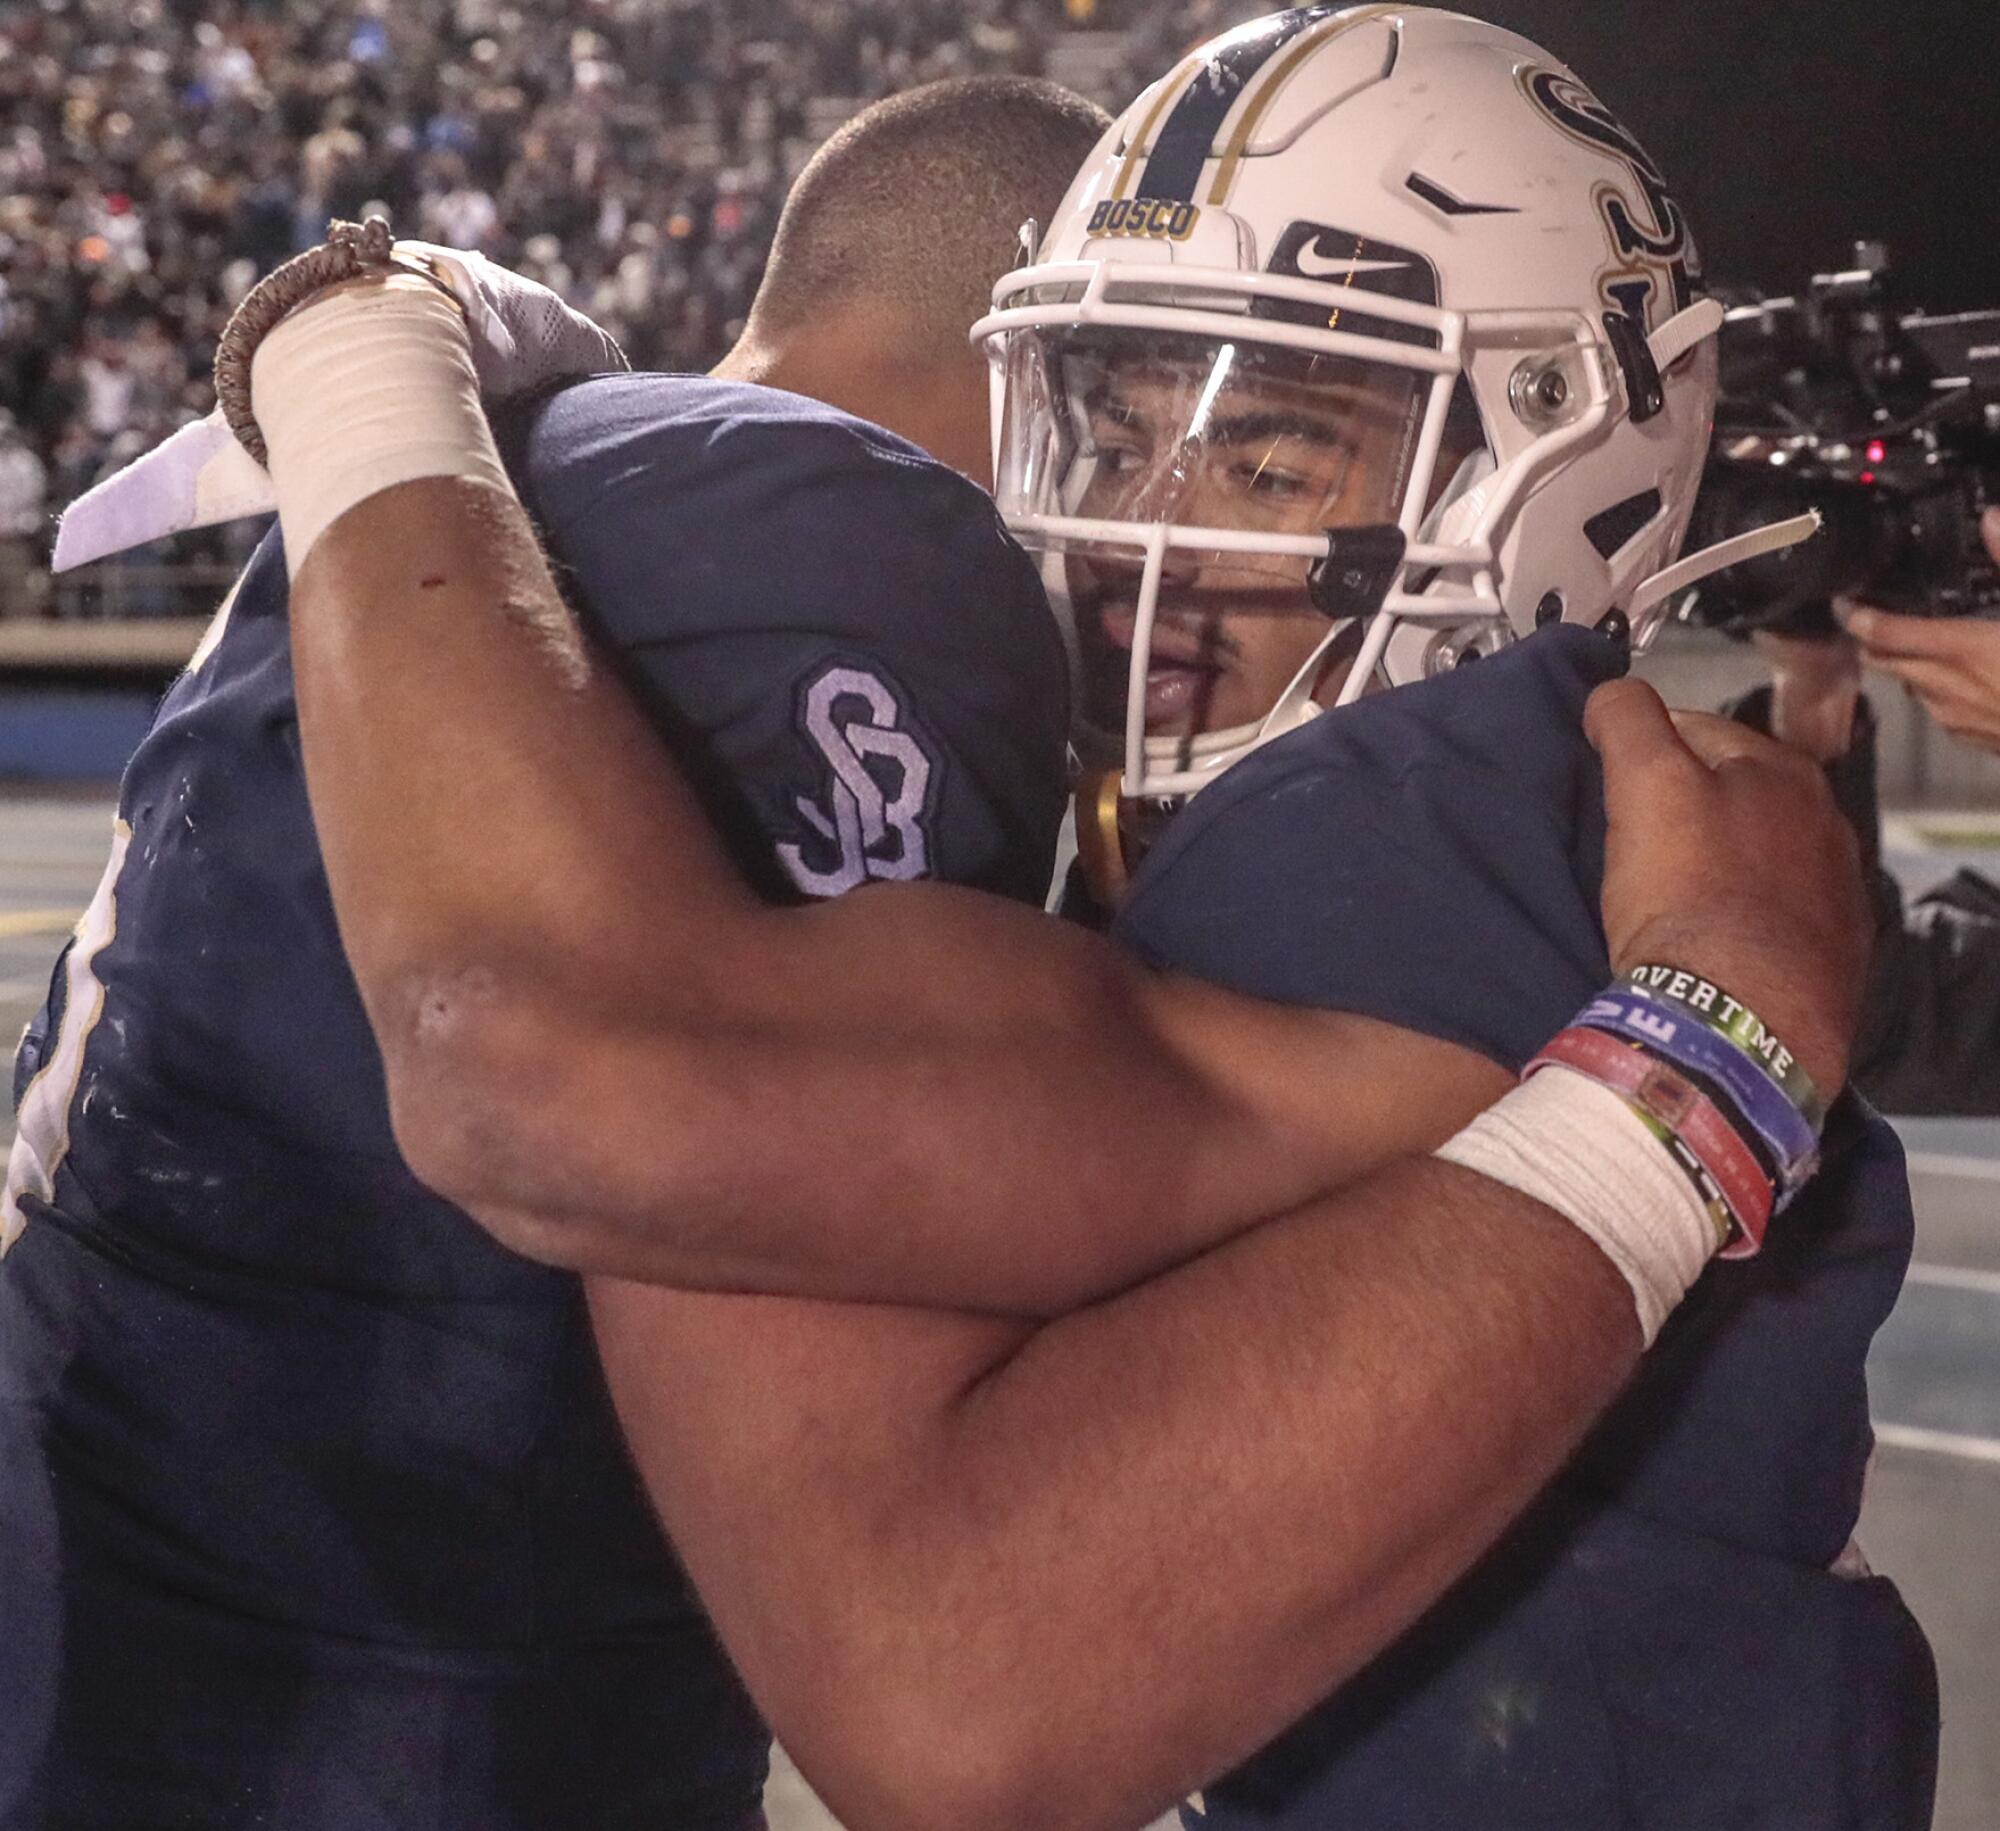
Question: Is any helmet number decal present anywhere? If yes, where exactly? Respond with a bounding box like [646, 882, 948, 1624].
[1521, 67, 1698, 332]
[777, 663, 936, 899]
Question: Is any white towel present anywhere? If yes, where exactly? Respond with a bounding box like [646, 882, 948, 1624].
[51, 409, 276, 573]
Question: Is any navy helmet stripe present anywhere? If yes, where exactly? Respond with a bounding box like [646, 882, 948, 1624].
[1135, 5, 1347, 204]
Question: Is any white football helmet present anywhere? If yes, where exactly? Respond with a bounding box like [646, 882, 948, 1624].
[974, 4, 1811, 803]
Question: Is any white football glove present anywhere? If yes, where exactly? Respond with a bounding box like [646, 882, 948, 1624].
[394, 239, 630, 400]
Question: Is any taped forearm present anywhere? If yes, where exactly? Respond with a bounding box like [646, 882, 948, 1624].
[253, 275, 515, 574]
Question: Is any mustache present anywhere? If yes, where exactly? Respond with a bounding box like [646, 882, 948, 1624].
[1070, 565, 1312, 632]
[1087, 601, 1247, 665]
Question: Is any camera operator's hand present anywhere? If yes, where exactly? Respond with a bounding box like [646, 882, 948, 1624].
[1587, 678, 1870, 1097]
[1751, 627, 1864, 762]
[1838, 507, 2000, 753]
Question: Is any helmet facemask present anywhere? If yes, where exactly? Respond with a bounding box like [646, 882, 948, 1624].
[1016, 326, 1435, 787]
[982, 263, 1546, 798]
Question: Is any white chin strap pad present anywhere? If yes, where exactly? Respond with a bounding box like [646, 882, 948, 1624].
[1648, 297, 1726, 374]
[1421, 448, 1499, 549]
[1631, 510, 1822, 622]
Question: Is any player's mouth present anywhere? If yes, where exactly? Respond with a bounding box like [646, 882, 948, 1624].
[1093, 606, 1235, 728]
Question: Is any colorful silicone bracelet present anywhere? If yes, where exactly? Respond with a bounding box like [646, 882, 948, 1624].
[1572, 990, 1820, 1203]
[1622, 965, 1827, 1133]
[1651, 1119, 1742, 1258]
[1528, 1026, 1773, 1257]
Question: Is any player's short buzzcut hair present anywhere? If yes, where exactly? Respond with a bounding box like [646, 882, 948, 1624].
[749, 76, 1112, 359]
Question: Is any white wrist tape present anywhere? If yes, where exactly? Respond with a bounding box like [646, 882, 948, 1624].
[250, 274, 514, 576]
[1435, 1064, 1719, 1345]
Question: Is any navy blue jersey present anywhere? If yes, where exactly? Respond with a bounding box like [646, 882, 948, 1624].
[0, 374, 1066, 1829]
[1116, 627, 1937, 1829]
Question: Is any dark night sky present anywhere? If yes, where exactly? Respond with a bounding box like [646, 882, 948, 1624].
[1431, 0, 1999, 312]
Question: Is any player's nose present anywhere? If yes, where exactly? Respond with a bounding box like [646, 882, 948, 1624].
[1085, 542, 1201, 622]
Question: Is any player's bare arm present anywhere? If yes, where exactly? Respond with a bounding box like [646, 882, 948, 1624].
[273, 263, 1860, 1321]
[591, 1154, 1636, 1831]
[271, 342, 1871, 1830]
[582, 683, 1869, 1831]
[292, 471, 1513, 1310]
[267, 262, 1502, 1313]
[292, 479, 1639, 1825]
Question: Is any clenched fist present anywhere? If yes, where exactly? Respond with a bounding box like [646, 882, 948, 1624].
[1586, 676, 1871, 1097]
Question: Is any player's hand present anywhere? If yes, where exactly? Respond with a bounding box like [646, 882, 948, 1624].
[393, 240, 629, 401]
[217, 220, 629, 465]
[1750, 627, 1862, 762]
[1586, 677, 1869, 1097]
[1838, 508, 2000, 755]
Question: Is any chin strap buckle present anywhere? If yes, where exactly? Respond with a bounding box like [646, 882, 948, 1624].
[1308, 523, 1407, 620]
[1602, 296, 1726, 428]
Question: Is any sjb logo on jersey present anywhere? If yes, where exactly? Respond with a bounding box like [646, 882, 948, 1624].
[777, 662, 938, 899]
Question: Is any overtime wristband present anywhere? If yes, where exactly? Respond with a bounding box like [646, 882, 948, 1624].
[1624, 964, 1827, 1131]
[1573, 989, 1820, 1201]
[1529, 1026, 1773, 1256]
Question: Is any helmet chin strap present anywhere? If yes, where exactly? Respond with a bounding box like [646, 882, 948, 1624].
[1253, 609, 1372, 749]
[1648, 297, 1725, 372]
[1622, 297, 1821, 621]
[1629, 509, 1822, 623]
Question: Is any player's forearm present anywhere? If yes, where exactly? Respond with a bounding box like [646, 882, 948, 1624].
[291, 478, 762, 1013]
[377, 931, 1435, 1313]
[414, 944, 1510, 1311]
[590, 1161, 1639, 1831]
[290, 481, 1364, 1311]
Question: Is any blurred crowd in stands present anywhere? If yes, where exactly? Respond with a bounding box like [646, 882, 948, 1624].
[0, 0, 1248, 612]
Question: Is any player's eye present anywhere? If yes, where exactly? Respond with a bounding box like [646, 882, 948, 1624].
[1234, 459, 1312, 500]
[1090, 419, 1150, 473]
[1232, 440, 1354, 509]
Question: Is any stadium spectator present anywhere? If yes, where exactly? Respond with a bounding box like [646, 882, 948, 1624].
[0, 0, 1254, 610]
[0, 410, 49, 614]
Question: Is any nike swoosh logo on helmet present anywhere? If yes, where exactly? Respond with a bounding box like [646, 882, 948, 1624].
[1286, 249, 1416, 281]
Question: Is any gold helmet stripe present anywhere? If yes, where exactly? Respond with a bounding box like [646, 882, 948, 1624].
[1205, 5, 1404, 207]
